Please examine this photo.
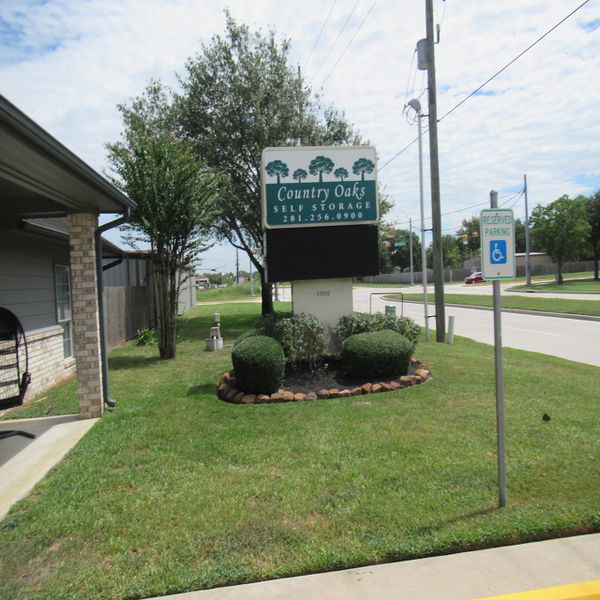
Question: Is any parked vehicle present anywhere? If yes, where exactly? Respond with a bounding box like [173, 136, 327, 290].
[464, 271, 485, 284]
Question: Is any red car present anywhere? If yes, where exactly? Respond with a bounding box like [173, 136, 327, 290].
[464, 271, 484, 284]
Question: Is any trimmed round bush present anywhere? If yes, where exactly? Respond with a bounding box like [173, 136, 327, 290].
[231, 335, 285, 394]
[232, 330, 259, 348]
[335, 312, 421, 352]
[341, 329, 413, 378]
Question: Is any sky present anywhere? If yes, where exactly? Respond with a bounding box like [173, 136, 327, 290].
[1, 0, 599, 273]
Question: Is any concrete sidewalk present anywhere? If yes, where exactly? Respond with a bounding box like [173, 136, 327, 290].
[151, 534, 600, 600]
[0, 414, 98, 520]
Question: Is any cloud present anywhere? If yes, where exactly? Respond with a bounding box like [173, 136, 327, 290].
[2, 0, 600, 271]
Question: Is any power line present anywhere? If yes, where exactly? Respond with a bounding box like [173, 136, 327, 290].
[378, 129, 427, 172]
[303, 0, 337, 71]
[319, 0, 378, 88]
[311, 0, 360, 83]
[297, 2, 327, 65]
[438, 0, 591, 124]
[381, 0, 591, 172]
[402, 48, 417, 109]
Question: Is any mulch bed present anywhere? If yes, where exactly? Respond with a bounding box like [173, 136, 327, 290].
[216, 358, 431, 404]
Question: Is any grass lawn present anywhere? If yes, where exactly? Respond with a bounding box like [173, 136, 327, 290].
[392, 293, 600, 318]
[196, 282, 261, 302]
[509, 278, 600, 293]
[1, 302, 599, 599]
[353, 282, 413, 288]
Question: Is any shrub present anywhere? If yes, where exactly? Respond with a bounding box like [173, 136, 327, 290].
[341, 329, 413, 378]
[135, 328, 157, 346]
[231, 336, 285, 394]
[232, 330, 259, 348]
[335, 312, 420, 351]
[255, 312, 325, 372]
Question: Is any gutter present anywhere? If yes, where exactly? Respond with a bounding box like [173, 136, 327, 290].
[95, 208, 131, 408]
[0, 94, 135, 212]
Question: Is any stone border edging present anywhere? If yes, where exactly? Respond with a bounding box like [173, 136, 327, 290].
[216, 359, 431, 404]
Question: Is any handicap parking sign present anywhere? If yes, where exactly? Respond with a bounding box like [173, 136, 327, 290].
[489, 240, 507, 265]
[480, 208, 515, 279]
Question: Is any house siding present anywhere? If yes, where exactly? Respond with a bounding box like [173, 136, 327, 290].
[0, 231, 68, 333]
[0, 230, 73, 401]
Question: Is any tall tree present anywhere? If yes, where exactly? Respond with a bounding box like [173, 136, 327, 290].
[585, 191, 600, 280]
[530, 195, 590, 283]
[177, 13, 361, 314]
[383, 227, 422, 271]
[107, 81, 220, 358]
[514, 218, 527, 253]
[427, 235, 462, 269]
[456, 216, 480, 260]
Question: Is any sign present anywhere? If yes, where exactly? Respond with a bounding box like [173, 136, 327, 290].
[480, 209, 516, 280]
[261, 146, 379, 229]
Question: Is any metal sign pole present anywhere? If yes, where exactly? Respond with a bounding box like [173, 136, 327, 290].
[490, 190, 507, 508]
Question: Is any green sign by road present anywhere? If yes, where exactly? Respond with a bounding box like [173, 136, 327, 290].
[262, 146, 379, 229]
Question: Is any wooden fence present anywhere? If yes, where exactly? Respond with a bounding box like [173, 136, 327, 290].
[103, 286, 151, 350]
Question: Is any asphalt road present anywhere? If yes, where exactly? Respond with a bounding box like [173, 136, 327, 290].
[353, 286, 600, 367]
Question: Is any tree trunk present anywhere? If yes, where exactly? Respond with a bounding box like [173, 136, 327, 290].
[258, 266, 273, 315]
[557, 259, 563, 285]
[594, 248, 599, 281]
[154, 260, 177, 359]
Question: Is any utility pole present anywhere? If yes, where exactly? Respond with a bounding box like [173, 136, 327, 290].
[524, 174, 531, 286]
[409, 217, 414, 285]
[425, 0, 445, 341]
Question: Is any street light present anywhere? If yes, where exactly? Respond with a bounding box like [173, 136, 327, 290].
[407, 98, 430, 341]
[397, 209, 415, 286]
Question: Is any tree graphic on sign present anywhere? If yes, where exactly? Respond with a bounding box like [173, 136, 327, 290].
[309, 155, 334, 182]
[266, 160, 289, 183]
[334, 167, 349, 182]
[352, 158, 375, 181]
[293, 168, 308, 182]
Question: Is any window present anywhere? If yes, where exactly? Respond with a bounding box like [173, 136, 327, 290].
[55, 264, 72, 358]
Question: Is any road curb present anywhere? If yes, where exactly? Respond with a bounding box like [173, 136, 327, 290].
[394, 299, 600, 323]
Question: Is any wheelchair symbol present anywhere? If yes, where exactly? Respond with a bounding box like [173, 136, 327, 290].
[489, 240, 507, 265]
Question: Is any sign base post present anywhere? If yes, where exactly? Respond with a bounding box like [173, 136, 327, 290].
[291, 278, 353, 352]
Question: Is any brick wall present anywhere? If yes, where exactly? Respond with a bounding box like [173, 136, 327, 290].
[24, 326, 75, 400]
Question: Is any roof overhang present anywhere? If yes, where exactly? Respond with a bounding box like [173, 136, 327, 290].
[0, 94, 135, 229]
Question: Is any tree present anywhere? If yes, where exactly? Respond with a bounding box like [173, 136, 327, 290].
[427, 235, 462, 269]
[266, 160, 289, 183]
[293, 168, 307, 182]
[585, 191, 600, 280]
[177, 13, 362, 314]
[334, 167, 348, 182]
[107, 81, 219, 359]
[352, 158, 375, 181]
[530, 195, 591, 283]
[514, 218, 527, 254]
[309, 155, 335, 182]
[456, 216, 480, 260]
[382, 227, 422, 271]
[378, 233, 394, 274]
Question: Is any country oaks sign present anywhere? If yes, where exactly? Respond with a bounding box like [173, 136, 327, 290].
[261, 146, 379, 228]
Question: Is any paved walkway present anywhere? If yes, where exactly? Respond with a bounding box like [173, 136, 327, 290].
[0, 414, 97, 520]
[150, 534, 600, 600]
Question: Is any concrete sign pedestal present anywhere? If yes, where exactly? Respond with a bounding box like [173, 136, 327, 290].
[291, 278, 353, 351]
